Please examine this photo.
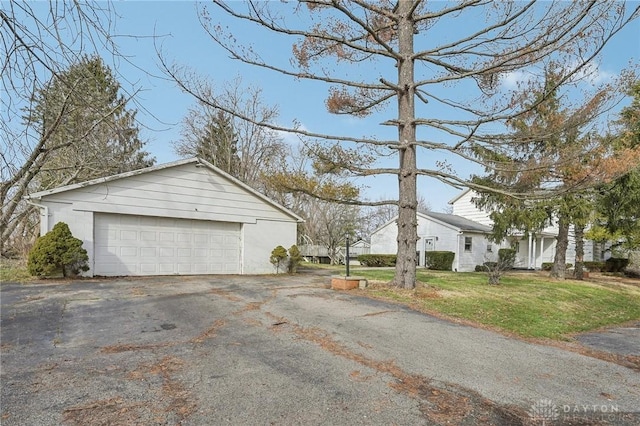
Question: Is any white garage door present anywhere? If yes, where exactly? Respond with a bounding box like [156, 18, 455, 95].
[94, 213, 240, 276]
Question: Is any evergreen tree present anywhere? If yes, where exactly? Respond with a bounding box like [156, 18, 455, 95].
[173, 79, 286, 188]
[591, 81, 640, 256]
[192, 111, 240, 175]
[472, 70, 627, 279]
[26, 55, 154, 190]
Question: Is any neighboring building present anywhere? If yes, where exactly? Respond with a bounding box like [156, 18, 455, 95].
[299, 239, 370, 265]
[25, 158, 303, 276]
[347, 239, 370, 265]
[370, 211, 498, 272]
[369, 188, 604, 272]
[349, 239, 371, 257]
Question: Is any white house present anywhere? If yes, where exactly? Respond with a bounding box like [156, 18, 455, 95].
[369, 189, 604, 272]
[24, 158, 303, 277]
[370, 211, 500, 272]
[450, 189, 602, 268]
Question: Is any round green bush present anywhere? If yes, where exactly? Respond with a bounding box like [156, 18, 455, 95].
[27, 222, 89, 277]
[270, 245, 288, 273]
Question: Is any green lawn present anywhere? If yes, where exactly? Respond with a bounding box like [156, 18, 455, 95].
[352, 268, 640, 340]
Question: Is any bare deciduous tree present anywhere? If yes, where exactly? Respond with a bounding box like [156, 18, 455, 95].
[1, 1, 149, 257]
[265, 144, 360, 264]
[173, 77, 287, 191]
[163, 0, 639, 288]
[358, 193, 430, 241]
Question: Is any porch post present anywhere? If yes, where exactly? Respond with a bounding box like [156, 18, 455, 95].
[455, 233, 462, 272]
[531, 237, 537, 270]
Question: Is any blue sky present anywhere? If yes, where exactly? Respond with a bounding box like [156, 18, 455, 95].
[13, 1, 640, 212]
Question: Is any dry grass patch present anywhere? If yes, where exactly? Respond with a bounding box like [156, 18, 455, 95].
[63, 397, 146, 426]
[188, 319, 226, 344]
[101, 342, 172, 353]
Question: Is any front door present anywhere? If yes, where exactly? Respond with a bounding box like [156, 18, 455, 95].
[421, 237, 435, 267]
[425, 238, 435, 252]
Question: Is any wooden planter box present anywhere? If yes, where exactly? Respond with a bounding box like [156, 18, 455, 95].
[331, 275, 367, 290]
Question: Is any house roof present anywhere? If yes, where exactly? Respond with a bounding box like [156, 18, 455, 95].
[420, 211, 492, 233]
[25, 157, 304, 222]
[371, 210, 492, 235]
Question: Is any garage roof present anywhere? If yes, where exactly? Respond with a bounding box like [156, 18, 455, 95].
[25, 157, 304, 223]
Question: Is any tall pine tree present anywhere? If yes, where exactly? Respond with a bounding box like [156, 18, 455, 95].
[26, 55, 154, 190]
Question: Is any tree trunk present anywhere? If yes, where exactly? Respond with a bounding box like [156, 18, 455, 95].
[393, 2, 418, 289]
[574, 224, 585, 280]
[550, 215, 569, 279]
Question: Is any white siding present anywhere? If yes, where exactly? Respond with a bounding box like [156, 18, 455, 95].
[445, 189, 606, 269]
[417, 218, 460, 268]
[243, 220, 297, 274]
[450, 190, 492, 226]
[42, 163, 293, 223]
[456, 233, 495, 272]
[417, 217, 458, 246]
[451, 190, 559, 235]
[45, 202, 95, 268]
[371, 214, 462, 269]
[370, 221, 399, 255]
[539, 237, 556, 266]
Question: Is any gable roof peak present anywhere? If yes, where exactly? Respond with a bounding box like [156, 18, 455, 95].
[24, 157, 303, 222]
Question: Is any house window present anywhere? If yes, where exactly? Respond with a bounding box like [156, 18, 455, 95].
[487, 244, 493, 252]
[464, 237, 472, 252]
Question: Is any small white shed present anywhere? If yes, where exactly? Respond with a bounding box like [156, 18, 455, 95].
[24, 158, 303, 276]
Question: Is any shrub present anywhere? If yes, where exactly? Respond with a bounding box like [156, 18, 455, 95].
[605, 257, 630, 273]
[541, 262, 574, 271]
[497, 248, 516, 270]
[425, 251, 455, 271]
[477, 249, 516, 285]
[357, 254, 396, 267]
[27, 222, 89, 278]
[584, 261, 605, 272]
[287, 245, 303, 273]
[623, 266, 640, 279]
[270, 245, 288, 273]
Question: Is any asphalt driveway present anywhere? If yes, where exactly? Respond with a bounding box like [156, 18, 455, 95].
[1, 271, 639, 425]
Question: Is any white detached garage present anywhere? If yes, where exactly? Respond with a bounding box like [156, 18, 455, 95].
[25, 158, 303, 276]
